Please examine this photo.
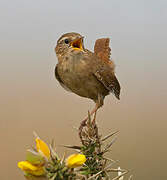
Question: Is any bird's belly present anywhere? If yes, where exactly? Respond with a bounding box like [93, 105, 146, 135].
[58, 62, 109, 100]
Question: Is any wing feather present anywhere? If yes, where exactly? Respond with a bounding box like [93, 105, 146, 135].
[94, 38, 120, 99]
[94, 70, 120, 100]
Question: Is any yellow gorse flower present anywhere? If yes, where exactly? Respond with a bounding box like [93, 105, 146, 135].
[18, 161, 45, 176]
[36, 137, 50, 159]
[66, 154, 86, 168]
[18, 135, 50, 177]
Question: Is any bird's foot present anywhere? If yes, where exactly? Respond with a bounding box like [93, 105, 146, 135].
[79, 111, 97, 144]
[79, 118, 88, 143]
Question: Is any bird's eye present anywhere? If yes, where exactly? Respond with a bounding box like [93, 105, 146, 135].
[64, 39, 69, 44]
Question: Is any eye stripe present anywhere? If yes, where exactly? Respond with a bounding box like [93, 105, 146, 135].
[59, 36, 69, 43]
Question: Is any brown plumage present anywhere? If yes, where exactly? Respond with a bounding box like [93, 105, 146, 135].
[94, 38, 111, 62]
[55, 32, 120, 133]
[94, 38, 120, 99]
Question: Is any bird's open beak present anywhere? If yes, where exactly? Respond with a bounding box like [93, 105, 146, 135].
[70, 37, 84, 51]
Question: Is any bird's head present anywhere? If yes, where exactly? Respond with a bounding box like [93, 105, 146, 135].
[55, 32, 85, 58]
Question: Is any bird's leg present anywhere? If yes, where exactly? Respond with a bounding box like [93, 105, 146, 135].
[79, 103, 100, 143]
[79, 95, 104, 143]
[80, 103, 100, 127]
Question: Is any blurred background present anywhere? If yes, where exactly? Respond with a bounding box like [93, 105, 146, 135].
[1, 0, 167, 179]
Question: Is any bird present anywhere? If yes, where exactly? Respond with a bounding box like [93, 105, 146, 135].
[55, 32, 120, 133]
